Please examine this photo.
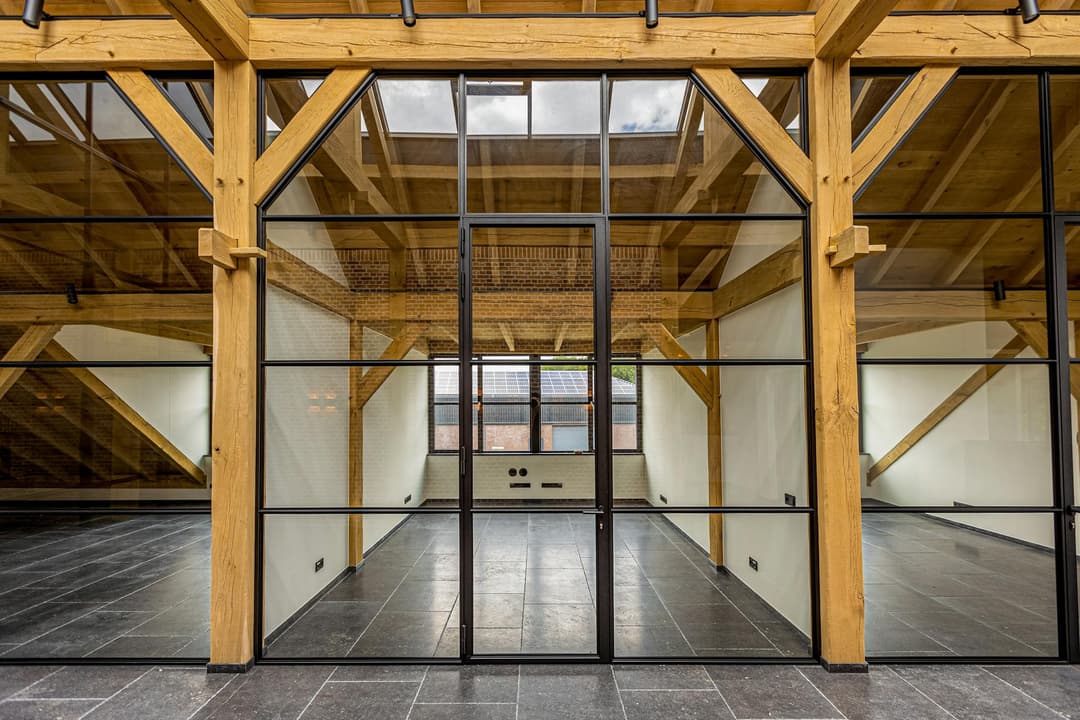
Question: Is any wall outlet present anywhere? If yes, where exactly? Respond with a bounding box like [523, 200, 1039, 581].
[541, 482, 563, 488]
[748, 557, 759, 571]
[510, 482, 531, 489]
[314, 558, 324, 573]
[659, 494, 668, 504]
[403, 494, 412, 504]
[784, 493, 796, 507]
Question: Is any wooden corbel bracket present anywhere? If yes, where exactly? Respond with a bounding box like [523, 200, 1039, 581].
[825, 225, 885, 268]
[198, 228, 268, 271]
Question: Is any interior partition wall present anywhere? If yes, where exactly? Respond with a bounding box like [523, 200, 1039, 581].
[0, 73, 215, 663]
[854, 68, 1080, 662]
[256, 70, 818, 662]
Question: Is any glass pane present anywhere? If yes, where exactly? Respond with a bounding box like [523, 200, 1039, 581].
[158, 78, 213, 147]
[472, 512, 596, 655]
[265, 365, 456, 508]
[264, 221, 458, 361]
[540, 360, 591, 453]
[0, 513, 210, 659]
[0, 366, 210, 497]
[613, 365, 807, 507]
[614, 512, 811, 658]
[860, 363, 1052, 506]
[611, 220, 804, 359]
[467, 78, 601, 213]
[857, 75, 1042, 213]
[863, 512, 1057, 657]
[263, 76, 325, 149]
[856, 218, 1047, 359]
[0, 80, 210, 217]
[850, 74, 908, 143]
[609, 77, 799, 215]
[472, 226, 593, 355]
[612, 364, 640, 453]
[267, 77, 459, 215]
[1051, 75, 1080, 212]
[263, 513, 459, 658]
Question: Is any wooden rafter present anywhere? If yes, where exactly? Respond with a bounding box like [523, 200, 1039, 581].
[867, 78, 1019, 285]
[851, 65, 958, 191]
[41, 340, 208, 487]
[866, 333, 1030, 484]
[254, 68, 371, 204]
[0, 325, 61, 401]
[640, 322, 714, 408]
[353, 323, 428, 408]
[0, 294, 211, 325]
[694, 66, 813, 200]
[1008, 321, 1080, 399]
[815, 0, 899, 59]
[108, 69, 215, 192]
[158, 0, 249, 60]
[711, 238, 802, 319]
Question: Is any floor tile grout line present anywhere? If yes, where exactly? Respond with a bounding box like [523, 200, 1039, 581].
[703, 664, 739, 720]
[404, 663, 430, 720]
[295, 666, 337, 720]
[884, 666, 960, 720]
[515, 661, 520, 720]
[183, 669, 240, 720]
[6, 664, 67, 700]
[72, 665, 155, 720]
[794, 666, 848, 719]
[977, 665, 1069, 718]
[611, 664, 629, 720]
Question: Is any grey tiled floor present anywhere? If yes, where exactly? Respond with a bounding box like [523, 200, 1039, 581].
[266, 512, 809, 658]
[862, 511, 1060, 657]
[0, 514, 210, 659]
[1, 663, 1079, 720]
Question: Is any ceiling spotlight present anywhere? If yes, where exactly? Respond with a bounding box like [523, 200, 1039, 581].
[400, 0, 416, 26]
[644, 0, 658, 28]
[65, 283, 78, 305]
[1008, 0, 1040, 23]
[22, 0, 45, 28]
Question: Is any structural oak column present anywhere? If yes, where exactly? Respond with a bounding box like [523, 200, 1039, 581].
[348, 320, 365, 568]
[209, 60, 259, 671]
[807, 57, 866, 670]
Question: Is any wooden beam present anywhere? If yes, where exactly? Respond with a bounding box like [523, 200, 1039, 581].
[353, 323, 427, 408]
[807, 57, 864, 666]
[866, 333, 1030, 484]
[0, 294, 212, 325]
[1008, 321, 1080, 399]
[265, 241, 354, 320]
[851, 65, 957, 190]
[640, 323, 714, 409]
[815, 0, 898, 60]
[854, 14, 1080, 66]
[209, 59, 258, 670]
[158, 0, 248, 61]
[711, 238, 802, 319]
[107, 69, 214, 192]
[705, 319, 723, 567]
[855, 320, 959, 345]
[0, 19, 209, 71]
[248, 16, 815, 68]
[854, 290, 1078, 323]
[0, 325, 61, 401]
[348, 320, 364, 567]
[41, 340, 208, 486]
[693, 66, 813, 201]
[253, 68, 371, 204]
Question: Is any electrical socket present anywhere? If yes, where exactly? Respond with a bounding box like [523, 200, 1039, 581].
[748, 557, 759, 571]
[314, 557, 324, 573]
[403, 494, 412, 504]
[784, 493, 796, 507]
[659, 494, 668, 504]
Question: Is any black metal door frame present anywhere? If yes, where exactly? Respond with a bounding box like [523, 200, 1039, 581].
[1054, 213, 1080, 663]
[459, 214, 613, 662]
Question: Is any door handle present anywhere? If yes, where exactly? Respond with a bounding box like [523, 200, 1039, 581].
[581, 507, 604, 515]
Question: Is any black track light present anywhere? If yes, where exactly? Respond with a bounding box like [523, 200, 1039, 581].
[644, 0, 658, 28]
[400, 0, 416, 26]
[65, 283, 78, 305]
[992, 279, 1007, 302]
[1007, 0, 1040, 23]
[22, 0, 45, 29]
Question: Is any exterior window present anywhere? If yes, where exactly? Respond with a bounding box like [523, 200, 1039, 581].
[430, 356, 641, 453]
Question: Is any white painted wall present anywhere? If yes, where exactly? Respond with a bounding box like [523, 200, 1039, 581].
[861, 322, 1055, 547]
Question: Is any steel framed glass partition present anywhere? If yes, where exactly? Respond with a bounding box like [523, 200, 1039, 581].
[254, 69, 818, 664]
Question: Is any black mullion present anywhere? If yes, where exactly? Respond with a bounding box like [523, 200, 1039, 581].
[459, 71, 473, 663]
[530, 357, 541, 453]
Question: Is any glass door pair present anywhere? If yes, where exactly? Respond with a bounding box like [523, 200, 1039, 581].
[458, 218, 612, 659]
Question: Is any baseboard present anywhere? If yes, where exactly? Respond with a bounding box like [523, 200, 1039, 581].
[819, 658, 868, 674]
[206, 658, 254, 674]
[866, 499, 1055, 554]
[263, 565, 355, 649]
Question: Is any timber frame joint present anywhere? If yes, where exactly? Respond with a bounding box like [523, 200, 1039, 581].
[825, 225, 885, 268]
[199, 228, 266, 271]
